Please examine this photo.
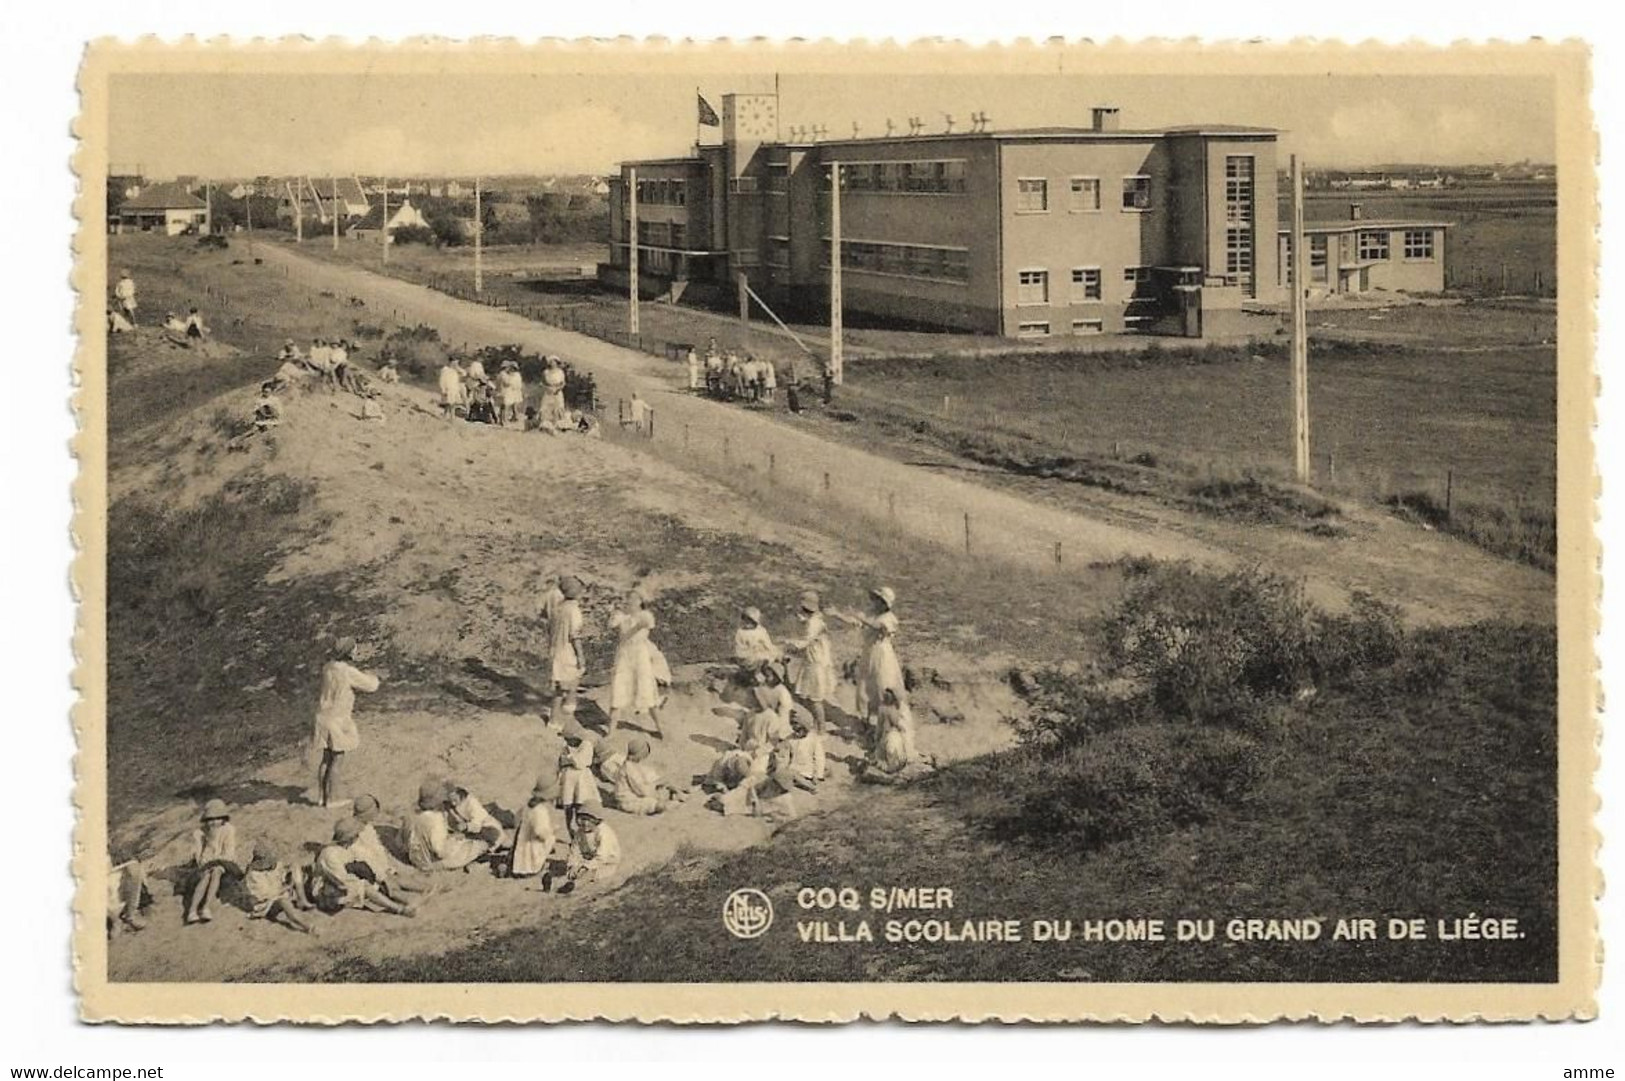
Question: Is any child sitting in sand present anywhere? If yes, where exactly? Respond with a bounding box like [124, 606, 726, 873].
[733, 607, 778, 668]
[548, 810, 621, 894]
[315, 819, 416, 917]
[407, 780, 490, 873]
[185, 799, 239, 925]
[609, 736, 688, 816]
[447, 781, 505, 849]
[242, 840, 316, 935]
[556, 721, 602, 838]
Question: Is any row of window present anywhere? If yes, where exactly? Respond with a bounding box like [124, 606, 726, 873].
[632, 177, 687, 206]
[634, 220, 688, 250]
[1018, 319, 1105, 338]
[819, 238, 970, 283]
[1015, 175, 1152, 214]
[1355, 229, 1437, 262]
[1017, 266, 1154, 306]
[839, 159, 969, 195]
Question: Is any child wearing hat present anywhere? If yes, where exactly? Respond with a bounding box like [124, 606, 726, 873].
[308, 636, 382, 808]
[831, 586, 914, 751]
[497, 360, 525, 428]
[242, 840, 316, 934]
[556, 722, 603, 838]
[553, 810, 621, 894]
[407, 779, 489, 873]
[510, 779, 559, 879]
[784, 590, 835, 783]
[315, 819, 415, 917]
[549, 577, 586, 727]
[734, 607, 778, 668]
[184, 798, 239, 925]
[345, 794, 424, 901]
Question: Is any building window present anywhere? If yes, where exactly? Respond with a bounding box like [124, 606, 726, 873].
[1226, 227, 1253, 275]
[1017, 321, 1051, 338]
[1071, 318, 1104, 335]
[767, 236, 790, 269]
[1403, 230, 1436, 260]
[1121, 175, 1152, 211]
[1017, 269, 1049, 305]
[1123, 266, 1152, 296]
[839, 160, 967, 195]
[670, 223, 686, 251]
[1357, 230, 1391, 261]
[766, 163, 789, 193]
[1070, 267, 1103, 302]
[1016, 178, 1049, 213]
[821, 238, 970, 284]
[1069, 177, 1101, 212]
[728, 177, 759, 195]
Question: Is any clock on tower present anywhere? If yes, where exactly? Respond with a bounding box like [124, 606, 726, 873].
[722, 93, 779, 144]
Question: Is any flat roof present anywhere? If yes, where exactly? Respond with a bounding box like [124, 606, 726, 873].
[1280, 219, 1453, 234]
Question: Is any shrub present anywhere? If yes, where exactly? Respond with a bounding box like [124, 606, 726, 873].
[391, 224, 436, 246]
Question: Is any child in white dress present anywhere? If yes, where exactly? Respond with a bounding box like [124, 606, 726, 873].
[511, 780, 558, 879]
[185, 799, 239, 925]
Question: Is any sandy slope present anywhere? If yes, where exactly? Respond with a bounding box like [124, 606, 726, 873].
[106, 368, 1021, 982]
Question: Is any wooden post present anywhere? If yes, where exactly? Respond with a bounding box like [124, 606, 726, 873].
[626, 168, 638, 332]
[736, 271, 749, 325]
[829, 162, 844, 386]
[823, 471, 831, 493]
[768, 453, 776, 483]
[683, 423, 690, 450]
[381, 177, 389, 265]
[723, 435, 731, 463]
[473, 176, 484, 294]
[289, 182, 302, 243]
[1053, 541, 1062, 566]
[1445, 469, 1454, 519]
[331, 176, 340, 251]
[203, 178, 212, 235]
[888, 491, 896, 520]
[1289, 154, 1311, 485]
[963, 512, 972, 554]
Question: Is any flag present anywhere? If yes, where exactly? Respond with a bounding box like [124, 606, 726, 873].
[697, 93, 721, 127]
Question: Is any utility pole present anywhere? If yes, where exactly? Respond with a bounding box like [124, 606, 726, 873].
[628, 167, 640, 334]
[245, 187, 253, 256]
[288, 181, 303, 243]
[474, 176, 484, 294]
[331, 175, 340, 251]
[1289, 154, 1310, 484]
[829, 162, 844, 386]
[203, 178, 212, 235]
[381, 176, 389, 265]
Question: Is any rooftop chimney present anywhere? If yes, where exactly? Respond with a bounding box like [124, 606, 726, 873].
[1349, 202, 1364, 221]
[1091, 106, 1121, 132]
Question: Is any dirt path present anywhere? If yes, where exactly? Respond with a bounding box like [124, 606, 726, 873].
[257, 243, 1552, 625]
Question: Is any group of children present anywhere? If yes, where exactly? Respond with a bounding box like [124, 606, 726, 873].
[690, 338, 781, 404]
[436, 353, 596, 435]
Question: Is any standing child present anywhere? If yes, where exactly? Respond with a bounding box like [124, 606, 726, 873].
[184, 799, 239, 925]
[242, 840, 316, 935]
[784, 590, 835, 782]
[497, 359, 525, 428]
[608, 589, 665, 738]
[438, 357, 465, 420]
[308, 636, 381, 808]
[831, 586, 913, 751]
[556, 721, 602, 838]
[549, 576, 586, 727]
[510, 780, 558, 879]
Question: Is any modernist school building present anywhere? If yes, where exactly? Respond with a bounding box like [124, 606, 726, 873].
[603, 93, 1282, 339]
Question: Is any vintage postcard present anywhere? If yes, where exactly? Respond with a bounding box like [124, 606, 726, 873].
[73, 39, 1597, 1023]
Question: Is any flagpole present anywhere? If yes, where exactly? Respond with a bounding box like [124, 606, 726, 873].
[695, 85, 701, 150]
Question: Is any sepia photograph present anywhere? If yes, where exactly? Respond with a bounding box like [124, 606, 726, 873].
[71, 40, 1595, 1022]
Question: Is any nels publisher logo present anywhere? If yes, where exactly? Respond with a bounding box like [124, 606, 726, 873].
[723, 889, 774, 939]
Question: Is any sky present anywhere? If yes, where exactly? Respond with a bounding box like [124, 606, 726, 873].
[108, 70, 1556, 179]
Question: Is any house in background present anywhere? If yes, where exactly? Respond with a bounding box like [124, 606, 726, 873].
[1277, 203, 1450, 296]
[113, 181, 208, 235]
[349, 199, 431, 241]
[275, 177, 371, 225]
